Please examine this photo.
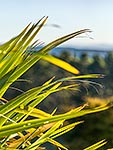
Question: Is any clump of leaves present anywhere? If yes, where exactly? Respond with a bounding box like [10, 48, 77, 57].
[0, 17, 108, 149]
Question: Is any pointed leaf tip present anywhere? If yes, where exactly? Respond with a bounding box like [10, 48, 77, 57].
[42, 54, 80, 74]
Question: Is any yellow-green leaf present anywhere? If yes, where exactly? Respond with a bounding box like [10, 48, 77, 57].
[42, 54, 79, 74]
[84, 139, 107, 150]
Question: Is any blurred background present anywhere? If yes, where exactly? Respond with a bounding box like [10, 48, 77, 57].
[1, 0, 113, 149]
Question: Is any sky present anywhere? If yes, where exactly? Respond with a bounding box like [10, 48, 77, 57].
[0, 0, 113, 48]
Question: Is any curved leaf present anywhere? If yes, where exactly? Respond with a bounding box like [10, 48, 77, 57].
[42, 54, 79, 74]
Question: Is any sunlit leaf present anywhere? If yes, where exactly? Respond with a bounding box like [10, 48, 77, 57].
[84, 139, 107, 150]
[42, 54, 79, 74]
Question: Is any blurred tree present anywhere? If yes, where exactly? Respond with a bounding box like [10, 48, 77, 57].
[88, 55, 106, 74]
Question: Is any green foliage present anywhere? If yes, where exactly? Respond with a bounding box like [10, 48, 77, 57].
[0, 17, 110, 149]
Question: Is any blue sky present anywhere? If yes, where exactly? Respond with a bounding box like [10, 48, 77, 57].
[0, 0, 113, 47]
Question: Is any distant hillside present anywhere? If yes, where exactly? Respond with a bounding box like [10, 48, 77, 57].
[35, 45, 113, 57]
